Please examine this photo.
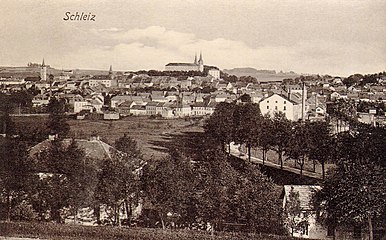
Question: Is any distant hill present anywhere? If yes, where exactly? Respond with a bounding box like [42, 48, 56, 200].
[223, 67, 299, 82]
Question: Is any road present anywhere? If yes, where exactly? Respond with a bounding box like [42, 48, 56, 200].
[228, 143, 323, 180]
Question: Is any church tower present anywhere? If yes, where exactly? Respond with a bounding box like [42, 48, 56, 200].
[40, 58, 47, 81]
[108, 65, 114, 79]
[198, 52, 204, 72]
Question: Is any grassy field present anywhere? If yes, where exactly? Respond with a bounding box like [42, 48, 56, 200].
[67, 116, 204, 159]
[0, 221, 298, 240]
[13, 115, 204, 160]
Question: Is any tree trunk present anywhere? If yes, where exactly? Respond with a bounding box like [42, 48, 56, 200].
[125, 200, 131, 226]
[159, 211, 165, 229]
[116, 203, 121, 227]
[228, 143, 231, 156]
[312, 159, 316, 172]
[74, 208, 78, 224]
[6, 193, 11, 222]
[247, 144, 251, 162]
[278, 151, 283, 169]
[262, 149, 265, 165]
[322, 162, 325, 180]
[368, 214, 373, 240]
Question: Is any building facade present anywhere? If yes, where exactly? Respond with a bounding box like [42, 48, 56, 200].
[165, 53, 204, 72]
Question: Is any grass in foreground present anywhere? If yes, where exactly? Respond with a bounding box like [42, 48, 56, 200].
[0, 221, 297, 240]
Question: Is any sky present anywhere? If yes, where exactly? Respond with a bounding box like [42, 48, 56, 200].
[0, 0, 385, 76]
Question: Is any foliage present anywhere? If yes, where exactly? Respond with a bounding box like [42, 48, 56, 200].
[269, 112, 292, 169]
[141, 150, 195, 229]
[0, 137, 36, 221]
[46, 97, 70, 137]
[314, 126, 386, 239]
[32, 139, 97, 223]
[0, 221, 296, 240]
[114, 133, 142, 159]
[284, 187, 309, 236]
[204, 102, 237, 151]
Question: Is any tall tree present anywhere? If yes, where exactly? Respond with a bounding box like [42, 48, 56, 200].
[46, 97, 70, 137]
[255, 114, 273, 164]
[232, 103, 261, 161]
[0, 137, 36, 221]
[96, 158, 135, 226]
[314, 126, 386, 240]
[307, 121, 334, 178]
[141, 151, 195, 229]
[314, 162, 385, 240]
[114, 133, 142, 159]
[270, 112, 292, 169]
[204, 102, 237, 153]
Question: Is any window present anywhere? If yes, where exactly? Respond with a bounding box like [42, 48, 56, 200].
[283, 106, 286, 111]
[275, 100, 278, 103]
[284, 101, 286, 104]
[275, 106, 278, 110]
[302, 224, 309, 236]
[267, 106, 269, 109]
[267, 100, 269, 103]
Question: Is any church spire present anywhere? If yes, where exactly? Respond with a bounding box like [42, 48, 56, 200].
[42, 58, 45, 67]
[194, 53, 197, 64]
[109, 65, 113, 73]
[198, 52, 203, 63]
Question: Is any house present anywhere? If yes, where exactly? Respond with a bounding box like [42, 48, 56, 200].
[259, 93, 303, 121]
[130, 105, 146, 116]
[32, 94, 50, 107]
[208, 68, 220, 80]
[29, 136, 143, 225]
[282, 185, 326, 239]
[282, 185, 377, 240]
[88, 78, 117, 88]
[111, 95, 144, 108]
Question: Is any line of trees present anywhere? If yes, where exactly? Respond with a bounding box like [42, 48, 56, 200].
[204, 101, 385, 238]
[204, 102, 334, 178]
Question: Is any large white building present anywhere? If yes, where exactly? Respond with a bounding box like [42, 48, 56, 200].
[259, 93, 302, 121]
[165, 53, 204, 72]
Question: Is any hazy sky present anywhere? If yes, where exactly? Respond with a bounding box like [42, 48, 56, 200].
[0, 0, 385, 76]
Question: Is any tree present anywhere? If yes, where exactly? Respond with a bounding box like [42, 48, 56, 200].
[232, 103, 261, 161]
[314, 163, 385, 240]
[285, 121, 311, 176]
[285, 187, 309, 236]
[46, 97, 70, 137]
[141, 151, 195, 229]
[114, 134, 141, 159]
[204, 102, 237, 153]
[270, 112, 292, 169]
[0, 137, 36, 221]
[255, 114, 273, 164]
[307, 121, 334, 178]
[95, 157, 137, 226]
[32, 139, 96, 223]
[314, 126, 386, 240]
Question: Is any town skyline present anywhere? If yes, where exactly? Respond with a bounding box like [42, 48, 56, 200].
[1, 0, 385, 77]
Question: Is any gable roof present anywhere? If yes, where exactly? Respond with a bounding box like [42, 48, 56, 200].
[282, 185, 321, 211]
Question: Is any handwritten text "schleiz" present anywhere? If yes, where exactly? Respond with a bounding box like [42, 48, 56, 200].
[63, 12, 96, 21]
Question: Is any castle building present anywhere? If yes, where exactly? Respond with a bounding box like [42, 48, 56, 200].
[40, 58, 47, 81]
[165, 53, 204, 72]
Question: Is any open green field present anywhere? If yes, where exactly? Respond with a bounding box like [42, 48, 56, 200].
[68, 116, 204, 159]
[0, 221, 298, 240]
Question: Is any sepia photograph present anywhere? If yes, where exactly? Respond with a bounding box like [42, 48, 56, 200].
[0, 0, 385, 239]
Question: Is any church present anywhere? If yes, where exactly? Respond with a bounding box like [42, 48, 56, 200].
[165, 53, 204, 72]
